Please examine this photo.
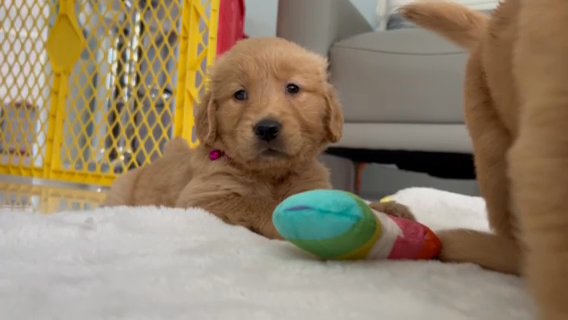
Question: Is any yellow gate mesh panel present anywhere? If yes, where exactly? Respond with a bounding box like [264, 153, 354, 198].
[61, 0, 183, 176]
[0, 0, 219, 187]
[0, 1, 54, 177]
[176, 0, 219, 144]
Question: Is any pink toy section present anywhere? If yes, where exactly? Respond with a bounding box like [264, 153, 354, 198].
[217, 0, 247, 56]
[387, 216, 442, 260]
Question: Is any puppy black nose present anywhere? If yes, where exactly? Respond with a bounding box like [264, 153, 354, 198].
[254, 119, 281, 142]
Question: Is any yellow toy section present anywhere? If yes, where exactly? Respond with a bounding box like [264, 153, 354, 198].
[0, 0, 219, 187]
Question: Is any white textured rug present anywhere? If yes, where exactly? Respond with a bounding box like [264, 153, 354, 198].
[0, 188, 534, 319]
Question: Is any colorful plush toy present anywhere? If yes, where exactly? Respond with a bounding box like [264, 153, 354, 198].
[273, 190, 441, 260]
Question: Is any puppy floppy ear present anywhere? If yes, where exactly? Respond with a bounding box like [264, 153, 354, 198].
[324, 84, 344, 143]
[195, 90, 217, 145]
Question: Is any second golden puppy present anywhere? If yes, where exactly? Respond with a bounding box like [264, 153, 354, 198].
[402, 1, 568, 319]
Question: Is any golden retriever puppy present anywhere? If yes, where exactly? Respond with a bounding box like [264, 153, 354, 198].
[402, 1, 568, 318]
[106, 38, 342, 238]
[173, 38, 347, 238]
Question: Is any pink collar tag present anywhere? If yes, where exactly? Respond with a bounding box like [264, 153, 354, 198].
[209, 149, 225, 161]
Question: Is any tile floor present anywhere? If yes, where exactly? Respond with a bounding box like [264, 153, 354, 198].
[0, 175, 106, 214]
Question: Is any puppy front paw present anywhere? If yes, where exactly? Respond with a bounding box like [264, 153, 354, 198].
[369, 200, 416, 221]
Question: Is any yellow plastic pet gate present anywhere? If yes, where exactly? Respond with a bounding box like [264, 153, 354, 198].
[0, 0, 219, 187]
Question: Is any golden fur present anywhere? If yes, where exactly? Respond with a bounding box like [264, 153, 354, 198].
[106, 38, 408, 238]
[402, 1, 568, 318]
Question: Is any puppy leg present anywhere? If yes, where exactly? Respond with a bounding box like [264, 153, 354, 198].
[439, 54, 521, 273]
[175, 175, 283, 239]
[175, 166, 333, 240]
[465, 56, 516, 238]
[511, 1, 568, 318]
[438, 229, 521, 274]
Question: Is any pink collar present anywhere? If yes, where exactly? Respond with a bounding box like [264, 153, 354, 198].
[209, 149, 225, 161]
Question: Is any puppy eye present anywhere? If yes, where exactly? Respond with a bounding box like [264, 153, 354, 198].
[233, 89, 248, 101]
[286, 83, 301, 95]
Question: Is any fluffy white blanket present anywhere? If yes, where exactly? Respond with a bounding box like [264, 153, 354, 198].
[0, 188, 534, 319]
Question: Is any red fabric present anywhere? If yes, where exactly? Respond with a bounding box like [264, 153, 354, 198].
[387, 216, 442, 260]
[217, 0, 247, 56]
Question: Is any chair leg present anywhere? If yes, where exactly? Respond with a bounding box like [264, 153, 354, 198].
[354, 162, 368, 195]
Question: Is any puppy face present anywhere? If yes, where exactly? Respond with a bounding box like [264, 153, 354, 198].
[196, 38, 343, 170]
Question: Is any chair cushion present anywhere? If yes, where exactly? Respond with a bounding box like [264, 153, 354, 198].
[330, 29, 468, 124]
[335, 123, 473, 154]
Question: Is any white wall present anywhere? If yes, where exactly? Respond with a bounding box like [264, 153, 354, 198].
[244, 0, 378, 38]
[244, 0, 279, 38]
[351, 0, 380, 29]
